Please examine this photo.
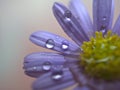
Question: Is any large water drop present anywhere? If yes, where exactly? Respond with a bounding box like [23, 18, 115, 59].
[46, 39, 55, 49]
[42, 62, 52, 71]
[64, 10, 72, 21]
[52, 70, 63, 80]
[61, 41, 69, 50]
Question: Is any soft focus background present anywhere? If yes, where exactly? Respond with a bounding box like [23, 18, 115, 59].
[0, 0, 120, 90]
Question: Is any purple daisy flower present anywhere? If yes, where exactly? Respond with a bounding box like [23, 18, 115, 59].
[23, 0, 120, 90]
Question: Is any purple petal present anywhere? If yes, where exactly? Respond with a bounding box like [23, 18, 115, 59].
[23, 52, 78, 78]
[103, 82, 120, 90]
[53, 2, 90, 46]
[93, 0, 114, 34]
[24, 52, 66, 78]
[69, 0, 93, 38]
[87, 78, 120, 90]
[73, 86, 90, 90]
[63, 54, 79, 68]
[32, 68, 76, 90]
[113, 15, 120, 35]
[69, 65, 88, 86]
[30, 31, 80, 55]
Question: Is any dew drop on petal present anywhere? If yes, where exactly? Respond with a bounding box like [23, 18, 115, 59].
[61, 41, 69, 50]
[103, 16, 107, 21]
[42, 62, 52, 71]
[65, 17, 71, 22]
[62, 44, 69, 50]
[64, 10, 72, 18]
[52, 70, 63, 80]
[100, 25, 106, 34]
[33, 66, 37, 70]
[26, 67, 37, 71]
[64, 10, 72, 21]
[56, 36, 59, 39]
[45, 39, 55, 49]
[101, 29, 106, 34]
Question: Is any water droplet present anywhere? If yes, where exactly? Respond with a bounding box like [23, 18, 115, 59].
[42, 62, 52, 71]
[64, 10, 72, 18]
[66, 18, 71, 22]
[100, 25, 106, 34]
[33, 66, 37, 70]
[52, 70, 63, 80]
[26, 66, 37, 71]
[46, 39, 55, 49]
[80, 47, 83, 51]
[101, 29, 105, 34]
[62, 44, 68, 50]
[103, 16, 107, 21]
[56, 36, 59, 39]
[64, 10, 72, 21]
[61, 41, 69, 50]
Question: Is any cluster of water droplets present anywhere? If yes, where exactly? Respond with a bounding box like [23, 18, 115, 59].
[45, 39, 69, 50]
[100, 16, 107, 34]
[34, 10, 72, 81]
[31, 59, 63, 80]
[42, 61, 63, 80]
[28, 61, 64, 80]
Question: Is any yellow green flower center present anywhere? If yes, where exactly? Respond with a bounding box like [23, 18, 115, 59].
[80, 30, 120, 81]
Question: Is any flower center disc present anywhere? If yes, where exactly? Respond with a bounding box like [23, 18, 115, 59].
[80, 31, 120, 81]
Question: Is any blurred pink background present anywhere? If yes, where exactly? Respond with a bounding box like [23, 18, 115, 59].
[0, 0, 120, 90]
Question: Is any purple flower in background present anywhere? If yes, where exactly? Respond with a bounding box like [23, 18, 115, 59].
[23, 0, 120, 90]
